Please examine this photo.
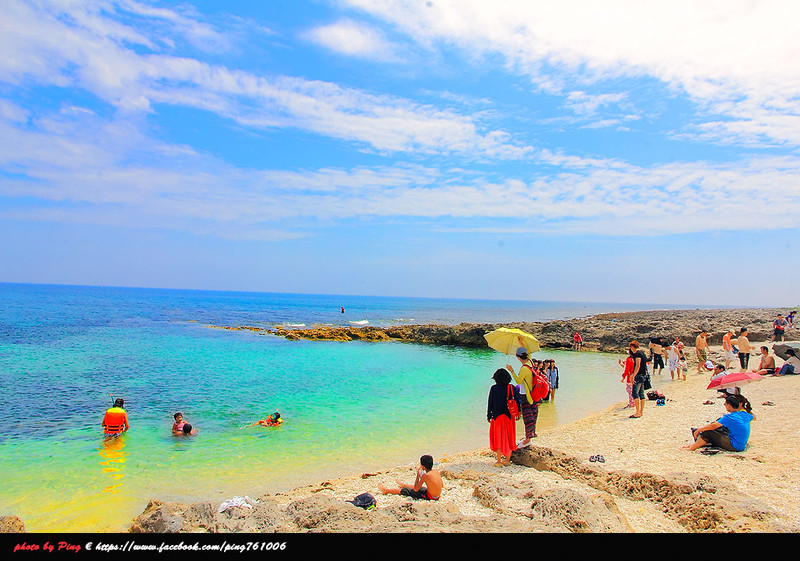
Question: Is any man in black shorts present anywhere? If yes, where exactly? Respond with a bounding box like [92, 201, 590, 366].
[378, 455, 442, 500]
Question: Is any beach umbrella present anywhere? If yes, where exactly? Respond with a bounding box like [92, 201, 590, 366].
[707, 371, 765, 390]
[484, 327, 540, 355]
[773, 342, 800, 361]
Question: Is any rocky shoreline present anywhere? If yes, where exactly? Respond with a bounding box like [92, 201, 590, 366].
[209, 307, 797, 352]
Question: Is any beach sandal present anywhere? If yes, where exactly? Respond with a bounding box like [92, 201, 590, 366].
[702, 400, 714, 405]
[761, 401, 775, 406]
[701, 448, 721, 455]
[589, 455, 597, 462]
[517, 440, 531, 448]
[597, 455, 605, 463]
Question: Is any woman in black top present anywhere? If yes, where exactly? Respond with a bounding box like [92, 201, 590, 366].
[487, 368, 522, 467]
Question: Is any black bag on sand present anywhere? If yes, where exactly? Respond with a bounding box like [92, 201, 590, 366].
[347, 493, 376, 510]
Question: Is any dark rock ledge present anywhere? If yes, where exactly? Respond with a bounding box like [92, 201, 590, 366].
[208, 307, 797, 354]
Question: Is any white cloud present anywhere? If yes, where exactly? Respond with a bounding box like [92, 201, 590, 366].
[0, 0, 530, 159]
[345, 0, 800, 148]
[302, 18, 403, 62]
[2, 103, 799, 240]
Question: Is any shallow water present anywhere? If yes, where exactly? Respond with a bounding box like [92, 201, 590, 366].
[0, 284, 631, 531]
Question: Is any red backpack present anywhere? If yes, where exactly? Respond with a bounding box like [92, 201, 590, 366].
[529, 369, 550, 402]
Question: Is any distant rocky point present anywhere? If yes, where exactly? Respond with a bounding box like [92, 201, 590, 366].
[207, 307, 797, 353]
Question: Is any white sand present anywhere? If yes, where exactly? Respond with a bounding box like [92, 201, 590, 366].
[271, 342, 800, 532]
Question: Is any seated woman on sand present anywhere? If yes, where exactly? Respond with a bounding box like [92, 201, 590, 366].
[682, 394, 754, 453]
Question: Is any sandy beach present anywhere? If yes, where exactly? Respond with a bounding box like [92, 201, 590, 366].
[118, 336, 800, 534]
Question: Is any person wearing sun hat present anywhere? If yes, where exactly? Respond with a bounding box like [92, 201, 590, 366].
[506, 346, 538, 447]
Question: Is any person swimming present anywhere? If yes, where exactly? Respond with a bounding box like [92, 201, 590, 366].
[249, 411, 282, 427]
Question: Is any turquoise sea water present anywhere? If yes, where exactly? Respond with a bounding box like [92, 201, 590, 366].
[0, 284, 674, 532]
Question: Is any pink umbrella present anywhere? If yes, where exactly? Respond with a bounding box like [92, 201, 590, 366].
[707, 371, 765, 390]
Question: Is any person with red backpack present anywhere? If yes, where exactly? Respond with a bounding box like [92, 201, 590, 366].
[507, 347, 549, 448]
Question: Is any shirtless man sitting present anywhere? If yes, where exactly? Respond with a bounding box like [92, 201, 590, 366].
[752, 346, 776, 375]
[378, 455, 442, 501]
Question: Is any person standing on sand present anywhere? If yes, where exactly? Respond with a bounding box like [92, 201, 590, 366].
[722, 329, 736, 371]
[649, 337, 664, 376]
[506, 347, 538, 447]
[666, 342, 680, 381]
[619, 349, 635, 407]
[772, 314, 787, 342]
[546, 359, 559, 402]
[487, 368, 521, 467]
[627, 341, 648, 418]
[737, 328, 753, 372]
[378, 454, 442, 501]
[695, 330, 710, 374]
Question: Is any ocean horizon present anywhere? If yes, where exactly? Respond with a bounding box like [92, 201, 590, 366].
[1, 283, 693, 531]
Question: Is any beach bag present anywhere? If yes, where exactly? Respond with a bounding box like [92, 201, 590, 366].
[506, 385, 520, 419]
[646, 390, 664, 401]
[347, 493, 376, 510]
[530, 370, 550, 402]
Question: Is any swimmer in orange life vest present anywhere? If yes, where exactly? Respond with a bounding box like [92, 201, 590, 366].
[249, 411, 282, 427]
[102, 398, 130, 435]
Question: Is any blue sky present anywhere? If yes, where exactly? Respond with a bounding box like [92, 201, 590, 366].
[1, 0, 799, 306]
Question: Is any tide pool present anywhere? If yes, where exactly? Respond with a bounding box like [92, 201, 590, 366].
[1, 284, 632, 531]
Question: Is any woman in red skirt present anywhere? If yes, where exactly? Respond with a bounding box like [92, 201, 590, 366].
[487, 368, 521, 467]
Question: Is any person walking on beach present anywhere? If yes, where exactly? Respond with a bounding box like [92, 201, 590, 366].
[737, 328, 754, 372]
[627, 341, 649, 418]
[102, 398, 129, 436]
[378, 454, 442, 501]
[506, 347, 538, 447]
[695, 330, 710, 374]
[487, 368, 521, 467]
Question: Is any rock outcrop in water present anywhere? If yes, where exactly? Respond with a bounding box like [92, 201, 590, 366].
[209, 307, 796, 353]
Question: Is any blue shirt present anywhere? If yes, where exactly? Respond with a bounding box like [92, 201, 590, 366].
[717, 411, 753, 451]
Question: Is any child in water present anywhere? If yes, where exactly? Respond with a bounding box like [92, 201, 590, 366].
[172, 412, 186, 434]
[250, 411, 283, 427]
[180, 423, 197, 435]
